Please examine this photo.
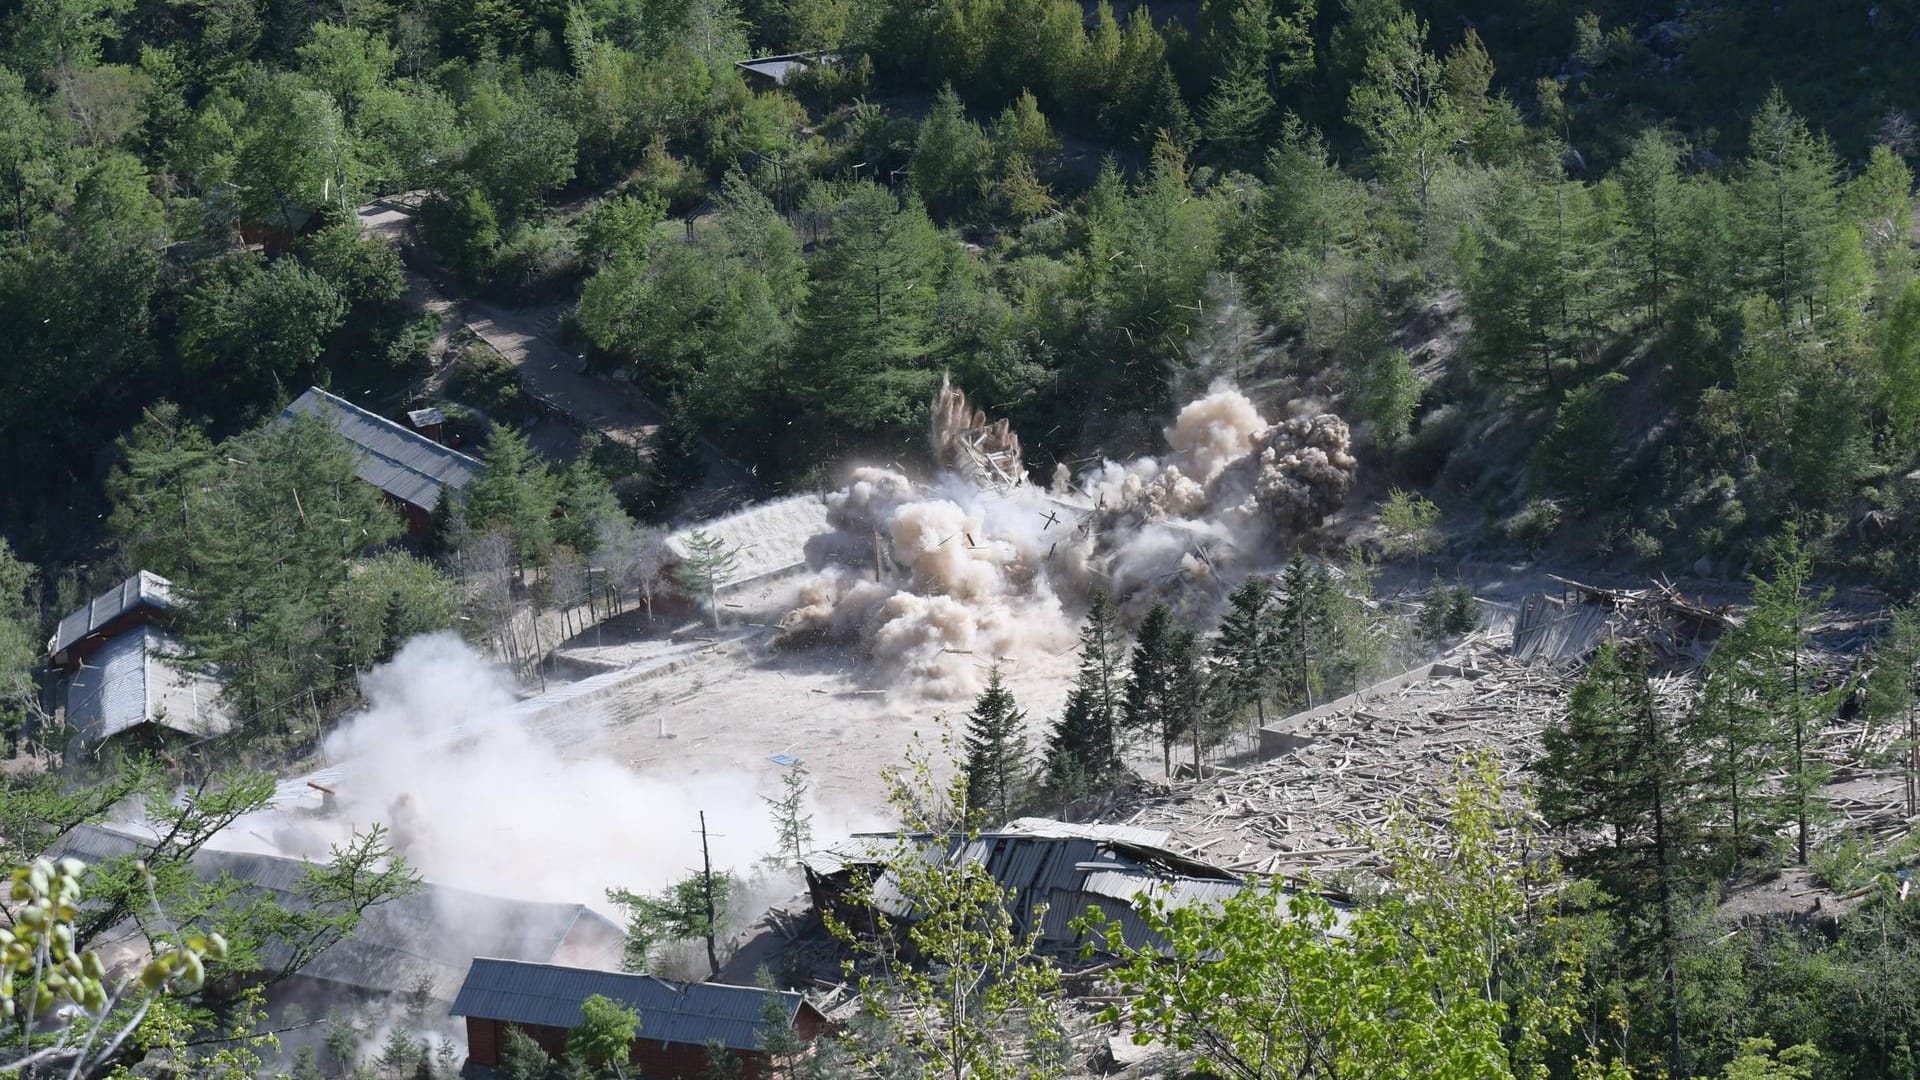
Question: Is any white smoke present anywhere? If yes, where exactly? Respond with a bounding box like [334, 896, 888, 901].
[780, 470, 1081, 700]
[225, 635, 848, 909]
[779, 383, 1357, 697]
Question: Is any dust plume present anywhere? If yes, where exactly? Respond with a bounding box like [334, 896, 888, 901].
[779, 381, 1357, 697]
[221, 635, 857, 911]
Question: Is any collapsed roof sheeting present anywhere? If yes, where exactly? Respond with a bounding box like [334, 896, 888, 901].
[1512, 575, 1737, 668]
[43, 825, 622, 999]
[802, 822, 1253, 953]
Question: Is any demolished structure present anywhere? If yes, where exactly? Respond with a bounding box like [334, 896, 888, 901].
[802, 818, 1268, 956]
[44, 824, 624, 1015]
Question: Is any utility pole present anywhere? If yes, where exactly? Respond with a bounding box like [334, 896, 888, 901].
[699, 811, 720, 979]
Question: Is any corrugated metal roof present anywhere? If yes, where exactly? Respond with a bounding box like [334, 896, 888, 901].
[809, 824, 1249, 954]
[1000, 818, 1172, 847]
[450, 958, 802, 1050]
[1511, 593, 1614, 666]
[282, 388, 481, 512]
[733, 54, 830, 85]
[50, 571, 174, 658]
[44, 826, 623, 999]
[61, 626, 230, 743]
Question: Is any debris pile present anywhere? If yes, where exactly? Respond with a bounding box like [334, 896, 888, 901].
[1512, 575, 1738, 669]
[930, 376, 1024, 489]
[1123, 653, 1574, 877]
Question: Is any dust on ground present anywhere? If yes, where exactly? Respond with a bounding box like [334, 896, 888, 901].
[543, 575, 1079, 825]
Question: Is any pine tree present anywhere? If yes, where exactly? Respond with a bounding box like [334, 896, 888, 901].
[1169, 624, 1211, 775]
[1211, 573, 1276, 741]
[962, 666, 1029, 824]
[1537, 640, 1699, 1070]
[1046, 591, 1125, 790]
[762, 767, 814, 866]
[554, 458, 624, 556]
[1737, 89, 1842, 326]
[643, 394, 708, 522]
[1345, 11, 1458, 223]
[1617, 128, 1685, 328]
[674, 529, 740, 629]
[464, 424, 559, 568]
[1865, 606, 1920, 818]
[1202, 58, 1274, 167]
[1273, 555, 1330, 709]
[1123, 603, 1200, 777]
[1746, 527, 1839, 865]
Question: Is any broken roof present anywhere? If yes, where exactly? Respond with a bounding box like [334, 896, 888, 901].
[43, 825, 623, 999]
[803, 821, 1246, 953]
[61, 625, 230, 745]
[733, 53, 834, 86]
[50, 570, 174, 660]
[451, 958, 811, 1050]
[282, 388, 481, 512]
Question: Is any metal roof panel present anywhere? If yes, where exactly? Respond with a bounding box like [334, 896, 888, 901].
[282, 389, 481, 511]
[450, 959, 802, 1050]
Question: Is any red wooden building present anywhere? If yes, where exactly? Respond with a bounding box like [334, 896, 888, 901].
[450, 958, 827, 1079]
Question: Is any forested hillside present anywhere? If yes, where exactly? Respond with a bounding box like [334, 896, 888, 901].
[4, 0, 1919, 593]
[8, 2, 1920, 1078]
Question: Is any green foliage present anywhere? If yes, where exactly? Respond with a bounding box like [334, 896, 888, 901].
[1209, 572, 1277, 738]
[1533, 372, 1628, 512]
[1094, 756, 1580, 1080]
[674, 528, 740, 627]
[334, 551, 459, 669]
[607, 869, 736, 974]
[831, 729, 1067, 1080]
[910, 84, 991, 220]
[962, 666, 1029, 824]
[1121, 602, 1201, 778]
[1346, 12, 1458, 224]
[554, 458, 626, 555]
[1737, 89, 1842, 325]
[762, 766, 814, 866]
[500, 1025, 558, 1080]
[635, 397, 709, 520]
[179, 252, 347, 413]
[576, 193, 665, 268]
[421, 181, 503, 281]
[1379, 488, 1441, 559]
[464, 425, 562, 566]
[566, 994, 640, 1071]
[1351, 346, 1418, 449]
[0, 541, 40, 745]
[789, 181, 945, 442]
[1045, 590, 1123, 790]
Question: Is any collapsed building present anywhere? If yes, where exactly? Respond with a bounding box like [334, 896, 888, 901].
[801, 818, 1284, 956]
[43, 824, 624, 1016]
[452, 958, 826, 1079]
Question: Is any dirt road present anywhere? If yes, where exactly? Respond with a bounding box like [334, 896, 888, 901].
[356, 200, 763, 516]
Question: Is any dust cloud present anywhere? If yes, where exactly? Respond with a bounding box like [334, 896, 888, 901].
[779, 382, 1357, 698]
[223, 635, 840, 908]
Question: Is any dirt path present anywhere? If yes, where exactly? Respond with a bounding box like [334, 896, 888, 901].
[356, 200, 764, 517]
